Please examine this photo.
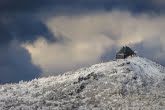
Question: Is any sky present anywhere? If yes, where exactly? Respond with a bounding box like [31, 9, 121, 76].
[0, 0, 165, 84]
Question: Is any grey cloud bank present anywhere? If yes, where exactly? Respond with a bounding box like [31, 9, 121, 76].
[24, 11, 165, 76]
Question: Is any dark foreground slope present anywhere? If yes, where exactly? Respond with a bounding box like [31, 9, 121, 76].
[0, 57, 165, 110]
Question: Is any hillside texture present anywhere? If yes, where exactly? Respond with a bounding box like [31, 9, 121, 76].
[0, 57, 165, 110]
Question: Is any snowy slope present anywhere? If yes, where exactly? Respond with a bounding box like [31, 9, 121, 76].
[0, 57, 165, 110]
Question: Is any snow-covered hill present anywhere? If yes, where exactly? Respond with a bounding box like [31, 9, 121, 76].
[1, 57, 165, 110]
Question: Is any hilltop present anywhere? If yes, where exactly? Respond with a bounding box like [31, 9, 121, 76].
[0, 57, 165, 110]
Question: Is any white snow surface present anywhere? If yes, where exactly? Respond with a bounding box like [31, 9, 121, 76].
[0, 57, 165, 110]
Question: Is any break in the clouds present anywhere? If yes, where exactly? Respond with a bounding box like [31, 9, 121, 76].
[24, 11, 165, 76]
[1, 0, 165, 83]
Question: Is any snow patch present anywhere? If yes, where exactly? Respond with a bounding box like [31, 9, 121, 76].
[0, 57, 165, 110]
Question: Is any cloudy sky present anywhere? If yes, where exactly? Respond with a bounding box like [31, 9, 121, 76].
[0, 0, 165, 84]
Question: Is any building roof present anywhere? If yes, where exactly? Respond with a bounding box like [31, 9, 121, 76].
[117, 46, 135, 55]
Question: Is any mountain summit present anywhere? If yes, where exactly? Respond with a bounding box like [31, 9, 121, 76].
[0, 57, 165, 110]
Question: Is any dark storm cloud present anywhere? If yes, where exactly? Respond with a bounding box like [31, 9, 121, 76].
[0, 17, 55, 44]
[0, 16, 57, 83]
[0, 42, 41, 84]
[0, 0, 164, 43]
[0, 0, 57, 84]
[0, 0, 164, 44]
[0, 0, 164, 15]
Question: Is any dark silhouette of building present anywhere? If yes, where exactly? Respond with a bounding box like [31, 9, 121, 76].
[116, 46, 136, 59]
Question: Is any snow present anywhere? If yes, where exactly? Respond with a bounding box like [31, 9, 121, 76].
[0, 57, 165, 110]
